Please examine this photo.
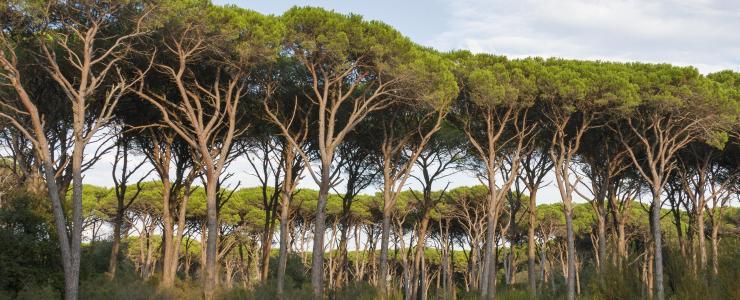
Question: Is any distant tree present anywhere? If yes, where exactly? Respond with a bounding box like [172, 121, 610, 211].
[106, 130, 151, 278]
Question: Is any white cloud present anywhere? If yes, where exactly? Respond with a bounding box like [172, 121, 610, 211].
[430, 0, 740, 73]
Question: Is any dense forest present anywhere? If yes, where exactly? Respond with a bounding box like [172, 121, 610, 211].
[0, 1, 738, 299]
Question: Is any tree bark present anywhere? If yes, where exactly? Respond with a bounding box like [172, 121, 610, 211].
[565, 207, 576, 300]
[108, 210, 124, 279]
[276, 146, 296, 296]
[651, 193, 664, 300]
[204, 173, 220, 300]
[311, 163, 331, 296]
[378, 204, 392, 292]
[527, 189, 538, 295]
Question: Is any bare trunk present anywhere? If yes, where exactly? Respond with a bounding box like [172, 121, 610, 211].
[161, 183, 176, 288]
[42, 159, 76, 300]
[710, 220, 719, 275]
[481, 173, 500, 299]
[527, 189, 538, 295]
[204, 173, 219, 300]
[276, 158, 294, 296]
[596, 212, 606, 270]
[618, 221, 627, 263]
[107, 210, 123, 279]
[260, 222, 275, 282]
[378, 206, 392, 292]
[651, 194, 664, 300]
[565, 208, 576, 300]
[67, 142, 84, 300]
[310, 163, 331, 296]
[697, 206, 707, 270]
[412, 212, 431, 298]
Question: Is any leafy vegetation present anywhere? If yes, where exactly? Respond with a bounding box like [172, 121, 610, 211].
[0, 1, 737, 299]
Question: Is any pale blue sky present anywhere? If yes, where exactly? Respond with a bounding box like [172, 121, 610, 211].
[79, 0, 739, 204]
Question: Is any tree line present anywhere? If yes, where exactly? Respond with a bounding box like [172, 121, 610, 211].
[0, 1, 738, 299]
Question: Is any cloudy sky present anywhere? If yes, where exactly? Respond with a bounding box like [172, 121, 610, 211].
[80, 0, 739, 204]
[215, 0, 740, 73]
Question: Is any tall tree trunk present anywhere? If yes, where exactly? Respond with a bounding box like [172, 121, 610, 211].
[378, 205, 392, 292]
[596, 208, 606, 270]
[710, 217, 720, 276]
[41, 158, 76, 300]
[413, 211, 431, 298]
[276, 149, 295, 296]
[481, 172, 500, 299]
[565, 208, 576, 300]
[67, 141, 84, 300]
[161, 184, 176, 288]
[108, 210, 124, 279]
[311, 163, 331, 296]
[527, 189, 538, 295]
[618, 220, 627, 263]
[697, 205, 707, 270]
[204, 173, 219, 300]
[260, 222, 275, 282]
[651, 193, 664, 300]
[336, 221, 350, 288]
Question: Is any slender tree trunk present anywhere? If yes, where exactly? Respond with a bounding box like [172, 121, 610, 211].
[67, 142, 84, 300]
[618, 220, 627, 263]
[539, 243, 547, 289]
[42, 159, 76, 300]
[336, 221, 349, 288]
[166, 186, 191, 286]
[108, 210, 124, 279]
[526, 188, 540, 295]
[565, 207, 576, 300]
[378, 204, 392, 293]
[697, 205, 707, 270]
[596, 210, 606, 270]
[674, 208, 685, 257]
[710, 218, 719, 275]
[161, 184, 176, 288]
[204, 173, 219, 300]
[311, 162, 331, 296]
[481, 172, 500, 299]
[413, 212, 431, 298]
[276, 150, 294, 296]
[651, 193, 664, 300]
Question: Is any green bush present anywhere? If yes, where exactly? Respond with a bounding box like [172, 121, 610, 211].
[0, 191, 63, 296]
[15, 283, 59, 300]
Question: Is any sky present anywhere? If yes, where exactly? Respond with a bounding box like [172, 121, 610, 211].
[79, 0, 740, 204]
